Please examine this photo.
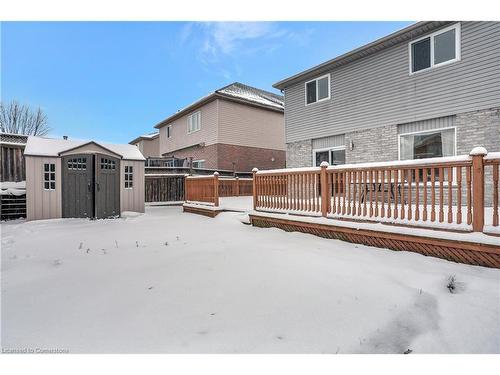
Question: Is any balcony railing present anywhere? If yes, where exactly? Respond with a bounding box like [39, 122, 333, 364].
[252, 148, 500, 234]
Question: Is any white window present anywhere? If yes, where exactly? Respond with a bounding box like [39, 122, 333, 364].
[305, 74, 330, 105]
[43, 163, 56, 190]
[192, 160, 205, 168]
[313, 146, 346, 167]
[187, 111, 201, 134]
[399, 127, 456, 161]
[166, 125, 172, 138]
[124, 165, 133, 188]
[409, 23, 460, 74]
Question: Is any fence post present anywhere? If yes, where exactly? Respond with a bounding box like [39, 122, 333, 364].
[320, 161, 329, 217]
[184, 175, 189, 202]
[213, 172, 219, 207]
[470, 147, 487, 232]
[252, 168, 258, 210]
[235, 176, 240, 196]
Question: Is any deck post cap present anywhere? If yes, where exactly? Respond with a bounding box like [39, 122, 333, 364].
[252, 168, 259, 172]
[469, 147, 488, 156]
[213, 171, 219, 176]
[320, 161, 329, 167]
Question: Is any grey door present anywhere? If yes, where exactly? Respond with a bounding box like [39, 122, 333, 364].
[62, 154, 94, 218]
[95, 154, 120, 219]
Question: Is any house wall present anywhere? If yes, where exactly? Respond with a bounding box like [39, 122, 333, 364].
[283, 21, 500, 144]
[133, 137, 160, 158]
[217, 100, 285, 150]
[159, 99, 218, 156]
[25, 156, 62, 221]
[216, 143, 285, 171]
[120, 159, 145, 213]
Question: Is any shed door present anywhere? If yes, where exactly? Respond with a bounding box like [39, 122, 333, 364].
[95, 155, 120, 219]
[62, 155, 94, 218]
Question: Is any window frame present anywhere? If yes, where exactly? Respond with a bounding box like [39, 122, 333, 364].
[43, 163, 56, 191]
[312, 145, 346, 167]
[187, 111, 201, 134]
[192, 159, 205, 169]
[408, 23, 461, 75]
[304, 74, 331, 106]
[124, 165, 134, 189]
[397, 126, 457, 161]
[166, 125, 172, 138]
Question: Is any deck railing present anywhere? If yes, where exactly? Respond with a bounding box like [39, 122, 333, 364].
[253, 148, 500, 233]
[185, 173, 253, 207]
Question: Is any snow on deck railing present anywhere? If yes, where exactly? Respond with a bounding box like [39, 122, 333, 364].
[252, 148, 499, 233]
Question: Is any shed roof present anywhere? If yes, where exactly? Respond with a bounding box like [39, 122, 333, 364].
[24, 136, 146, 161]
[155, 82, 283, 129]
[273, 21, 453, 90]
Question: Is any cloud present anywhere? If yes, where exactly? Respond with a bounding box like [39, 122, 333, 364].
[178, 22, 314, 80]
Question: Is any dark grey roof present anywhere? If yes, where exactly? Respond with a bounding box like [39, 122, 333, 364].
[155, 82, 283, 129]
[273, 21, 453, 90]
[0, 132, 28, 146]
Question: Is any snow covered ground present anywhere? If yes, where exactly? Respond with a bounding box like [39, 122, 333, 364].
[1, 206, 499, 353]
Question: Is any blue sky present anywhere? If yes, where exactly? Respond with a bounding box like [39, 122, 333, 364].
[1, 21, 412, 143]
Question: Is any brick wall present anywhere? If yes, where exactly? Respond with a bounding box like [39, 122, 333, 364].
[345, 124, 399, 164]
[286, 140, 312, 168]
[216, 143, 285, 172]
[164, 144, 218, 169]
[164, 143, 285, 172]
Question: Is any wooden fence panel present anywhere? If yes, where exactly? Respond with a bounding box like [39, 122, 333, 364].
[145, 175, 184, 202]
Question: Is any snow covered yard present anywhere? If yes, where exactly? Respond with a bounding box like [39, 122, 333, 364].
[1, 206, 499, 354]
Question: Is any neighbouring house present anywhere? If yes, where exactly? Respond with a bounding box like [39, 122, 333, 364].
[24, 136, 145, 221]
[154, 82, 286, 172]
[273, 21, 500, 168]
[129, 131, 160, 158]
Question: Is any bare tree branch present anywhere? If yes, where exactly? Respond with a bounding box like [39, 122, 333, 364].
[0, 100, 50, 136]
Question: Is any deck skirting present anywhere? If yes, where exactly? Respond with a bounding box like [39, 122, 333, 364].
[249, 213, 500, 268]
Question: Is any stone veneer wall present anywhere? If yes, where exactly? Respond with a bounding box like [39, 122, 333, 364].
[286, 107, 500, 167]
[285, 107, 500, 206]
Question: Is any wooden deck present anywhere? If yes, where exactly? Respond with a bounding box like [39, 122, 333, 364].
[249, 213, 500, 268]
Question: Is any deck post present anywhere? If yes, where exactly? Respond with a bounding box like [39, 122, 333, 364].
[213, 172, 219, 207]
[235, 176, 240, 196]
[470, 147, 487, 232]
[252, 168, 258, 210]
[320, 161, 329, 217]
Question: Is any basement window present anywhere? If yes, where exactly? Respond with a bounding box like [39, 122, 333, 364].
[43, 163, 56, 190]
[124, 166, 133, 188]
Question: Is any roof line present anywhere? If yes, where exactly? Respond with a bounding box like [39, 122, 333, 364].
[57, 141, 123, 159]
[273, 21, 452, 89]
[154, 92, 283, 129]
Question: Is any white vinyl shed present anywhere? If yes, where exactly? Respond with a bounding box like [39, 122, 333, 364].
[24, 136, 145, 221]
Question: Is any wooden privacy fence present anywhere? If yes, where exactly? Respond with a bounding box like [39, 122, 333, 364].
[185, 173, 253, 206]
[253, 148, 500, 234]
[145, 174, 184, 202]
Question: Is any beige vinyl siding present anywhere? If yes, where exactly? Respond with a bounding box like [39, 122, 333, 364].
[159, 99, 218, 155]
[25, 156, 62, 221]
[120, 160, 145, 213]
[217, 100, 285, 150]
[284, 21, 500, 143]
[138, 137, 159, 157]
